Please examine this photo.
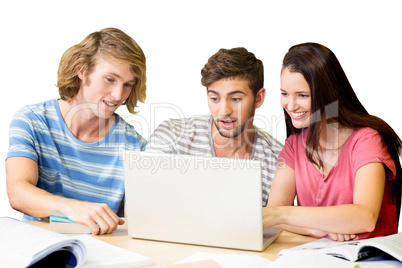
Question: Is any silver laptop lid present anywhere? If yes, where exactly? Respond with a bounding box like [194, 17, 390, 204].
[123, 151, 277, 251]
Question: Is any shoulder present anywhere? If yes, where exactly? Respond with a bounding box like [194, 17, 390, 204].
[347, 127, 396, 179]
[115, 115, 146, 147]
[146, 115, 212, 154]
[11, 99, 58, 129]
[253, 127, 284, 161]
[254, 126, 283, 151]
[352, 127, 380, 137]
[154, 115, 210, 136]
[348, 127, 383, 147]
[278, 129, 307, 159]
[14, 99, 57, 118]
[348, 127, 390, 154]
[283, 129, 307, 146]
[167, 115, 210, 130]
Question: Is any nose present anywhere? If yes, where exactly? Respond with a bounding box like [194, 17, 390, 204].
[286, 97, 299, 111]
[110, 84, 124, 102]
[219, 99, 232, 116]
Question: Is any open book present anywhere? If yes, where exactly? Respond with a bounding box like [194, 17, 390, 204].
[279, 232, 402, 262]
[0, 217, 153, 268]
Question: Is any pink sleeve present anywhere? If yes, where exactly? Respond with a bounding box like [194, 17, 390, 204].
[278, 134, 296, 169]
[352, 128, 396, 181]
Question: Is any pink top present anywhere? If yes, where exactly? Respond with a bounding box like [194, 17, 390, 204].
[278, 127, 397, 239]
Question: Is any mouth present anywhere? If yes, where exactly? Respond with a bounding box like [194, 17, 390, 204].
[219, 119, 236, 129]
[103, 100, 118, 109]
[103, 100, 117, 107]
[290, 111, 308, 119]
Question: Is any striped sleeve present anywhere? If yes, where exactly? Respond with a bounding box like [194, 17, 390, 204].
[145, 120, 179, 153]
[252, 128, 283, 206]
[7, 106, 39, 161]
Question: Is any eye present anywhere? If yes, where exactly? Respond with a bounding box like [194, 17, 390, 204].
[124, 83, 133, 88]
[280, 91, 288, 97]
[209, 97, 219, 102]
[106, 77, 115, 83]
[299, 94, 310, 98]
[232, 98, 241, 103]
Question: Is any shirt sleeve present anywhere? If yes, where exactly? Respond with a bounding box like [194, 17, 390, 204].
[278, 134, 297, 170]
[144, 120, 178, 154]
[352, 128, 396, 181]
[6, 108, 38, 162]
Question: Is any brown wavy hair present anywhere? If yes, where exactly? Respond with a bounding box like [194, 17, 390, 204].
[57, 28, 146, 114]
[282, 42, 402, 224]
[201, 47, 264, 95]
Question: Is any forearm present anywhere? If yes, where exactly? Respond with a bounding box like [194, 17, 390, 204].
[7, 180, 74, 218]
[8, 180, 123, 234]
[273, 223, 328, 238]
[6, 156, 123, 235]
[265, 204, 377, 234]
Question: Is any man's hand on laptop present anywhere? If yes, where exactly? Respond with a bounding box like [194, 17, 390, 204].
[62, 199, 125, 235]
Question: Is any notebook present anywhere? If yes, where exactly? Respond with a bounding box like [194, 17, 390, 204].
[123, 151, 282, 251]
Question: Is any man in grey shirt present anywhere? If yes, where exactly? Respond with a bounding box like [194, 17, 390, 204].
[145, 47, 283, 206]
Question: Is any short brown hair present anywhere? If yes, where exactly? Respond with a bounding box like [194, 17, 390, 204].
[201, 47, 263, 95]
[57, 28, 146, 114]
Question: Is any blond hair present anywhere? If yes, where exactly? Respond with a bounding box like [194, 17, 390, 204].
[57, 28, 146, 114]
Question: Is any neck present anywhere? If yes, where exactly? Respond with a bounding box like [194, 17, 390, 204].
[58, 99, 114, 143]
[319, 122, 352, 151]
[211, 122, 255, 159]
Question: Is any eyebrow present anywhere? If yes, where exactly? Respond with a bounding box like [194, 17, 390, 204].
[207, 90, 246, 96]
[109, 72, 135, 83]
[280, 89, 309, 94]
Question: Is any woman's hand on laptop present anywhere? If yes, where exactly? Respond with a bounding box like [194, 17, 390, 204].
[62, 199, 125, 235]
[262, 207, 282, 229]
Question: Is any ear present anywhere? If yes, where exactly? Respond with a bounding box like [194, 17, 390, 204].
[77, 65, 87, 80]
[255, 88, 266, 108]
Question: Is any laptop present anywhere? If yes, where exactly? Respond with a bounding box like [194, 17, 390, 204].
[123, 151, 282, 251]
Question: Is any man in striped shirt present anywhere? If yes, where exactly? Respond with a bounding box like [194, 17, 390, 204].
[146, 47, 283, 206]
[6, 28, 146, 235]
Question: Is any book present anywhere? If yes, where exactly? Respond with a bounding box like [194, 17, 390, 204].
[0, 217, 153, 268]
[278, 232, 402, 263]
[270, 251, 359, 268]
[49, 215, 91, 234]
[272, 252, 402, 268]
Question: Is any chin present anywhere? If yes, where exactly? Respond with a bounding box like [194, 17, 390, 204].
[291, 121, 306, 130]
[291, 118, 310, 129]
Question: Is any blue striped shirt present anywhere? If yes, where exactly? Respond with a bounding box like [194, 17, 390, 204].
[7, 99, 145, 220]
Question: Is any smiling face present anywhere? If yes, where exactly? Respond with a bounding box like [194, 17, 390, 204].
[280, 68, 311, 129]
[76, 55, 135, 120]
[207, 78, 264, 139]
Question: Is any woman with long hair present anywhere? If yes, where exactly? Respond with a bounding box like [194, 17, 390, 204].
[264, 42, 401, 241]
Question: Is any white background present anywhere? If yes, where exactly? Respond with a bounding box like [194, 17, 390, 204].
[0, 0, 401, 222]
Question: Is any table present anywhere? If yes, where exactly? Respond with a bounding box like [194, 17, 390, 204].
[29, 221, 317, 267]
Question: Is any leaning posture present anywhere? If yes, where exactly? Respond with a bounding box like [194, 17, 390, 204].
[265, 42, 401, 241]
[146, 47, 283, 206]
[6, 28, 147, 235]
